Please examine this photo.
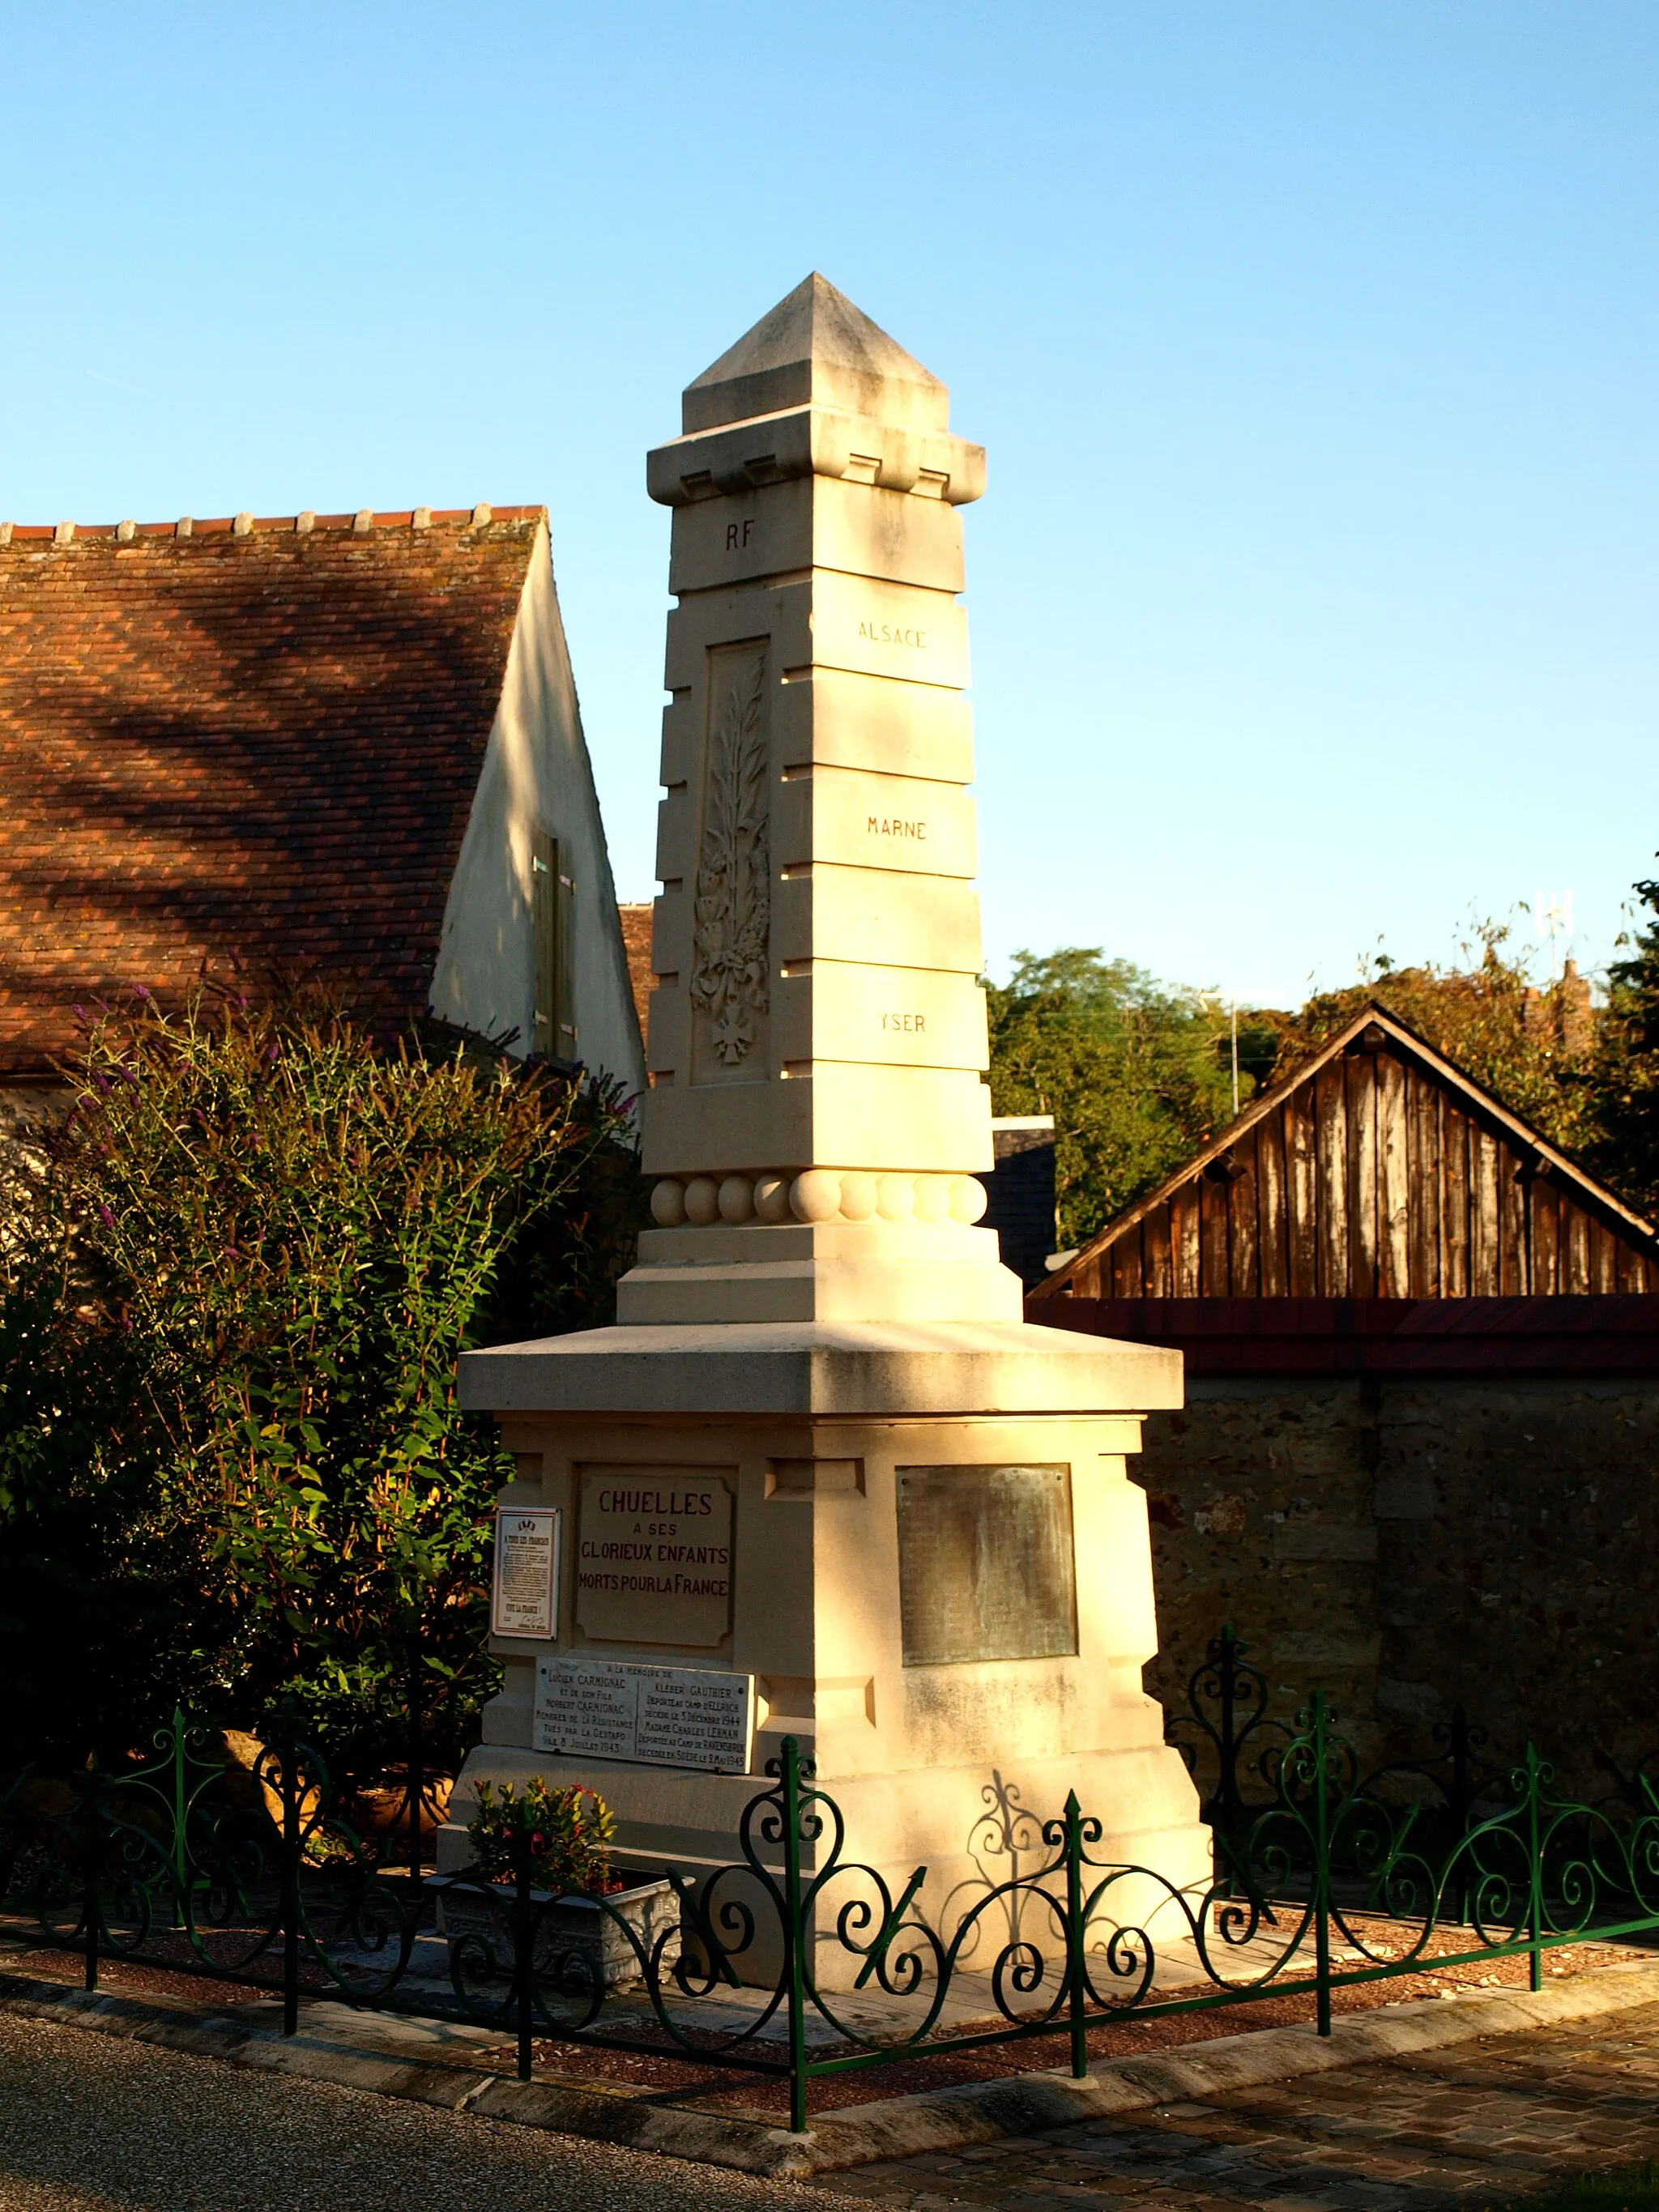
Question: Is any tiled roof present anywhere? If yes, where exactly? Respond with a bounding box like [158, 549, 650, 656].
[616, 901, 655, 1042]
[0, 506, 543, 1075]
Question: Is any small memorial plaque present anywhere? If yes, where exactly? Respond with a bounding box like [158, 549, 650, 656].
[490, 1507, 561, 1640]
[533, 1657, 754, 1774]
[575, 1468, 734, 1647]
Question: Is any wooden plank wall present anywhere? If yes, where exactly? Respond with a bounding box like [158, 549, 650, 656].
[1073, 1041, 1659, 1300]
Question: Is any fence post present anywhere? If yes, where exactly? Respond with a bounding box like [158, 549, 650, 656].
[1310, 1692, 1333, 2037]
[1448, 1703, 1474, 1926]
[167, 1707, 190, 1916]
[1214, 1625, 1243, 1831]
[511, 1803, 535, 2084]
[405, 1623, 424, 1897]
[274, 1702, 302, 2039]
[1525, 1742, 1545, 1994]
[781, 1735, 809, 2135]
[79, 1756, 104, 1994]
[1063, 1791, 1090, 2081]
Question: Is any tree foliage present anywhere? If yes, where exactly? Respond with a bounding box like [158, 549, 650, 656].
[0, 988, 642, 1770]
[986, 950, 1235, 1250]
[1585, 876, 1659, 1217]
[1252, 923, 1599, 1161]
[985, 919, 1626, 1258]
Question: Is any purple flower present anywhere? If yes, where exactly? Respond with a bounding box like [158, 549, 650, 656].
[98, 1205, 115, 1230]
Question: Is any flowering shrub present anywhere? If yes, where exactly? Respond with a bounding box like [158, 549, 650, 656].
[466, 1777, 616, 1895]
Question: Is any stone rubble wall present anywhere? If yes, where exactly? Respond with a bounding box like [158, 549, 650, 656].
[1134, 1375, 1659, 1796]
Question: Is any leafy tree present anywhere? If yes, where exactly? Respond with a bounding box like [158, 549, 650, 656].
[1252, 921, 1598, 1160]
[987, 919, 1617, 1259]
[0, 987, 642, 1770]
[987, 949, 1235, 1249]
[1585, 874, 1659, 1216]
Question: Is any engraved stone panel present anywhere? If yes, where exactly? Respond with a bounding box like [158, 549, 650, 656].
[798, 764, 978, 879]
[667, 475, 964, 596]
[575, 1469, 735, 1647]
[776, 960, 988, 1071]
[811, 572, 970, 688]
[690, 643, 770, 1083]
[896, 1464, 1077, 1667]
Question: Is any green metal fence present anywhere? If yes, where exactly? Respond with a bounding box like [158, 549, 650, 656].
[6, 1649, 1658, 2134]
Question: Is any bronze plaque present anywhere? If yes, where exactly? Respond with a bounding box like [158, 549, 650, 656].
[897, 1464, 1077, 1667]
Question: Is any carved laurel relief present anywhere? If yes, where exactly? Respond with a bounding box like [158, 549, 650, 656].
[690, 648, 770, 1075]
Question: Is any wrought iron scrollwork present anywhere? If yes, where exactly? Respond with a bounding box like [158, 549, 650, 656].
[12, 1648, 1659, 2129]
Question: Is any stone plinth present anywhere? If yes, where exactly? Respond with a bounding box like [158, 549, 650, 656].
[451, 1321, 1210, 1981]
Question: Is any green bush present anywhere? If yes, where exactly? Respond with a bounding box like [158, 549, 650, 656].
[0, 986, 642, 1773]
[465, 1776, 616, 1894]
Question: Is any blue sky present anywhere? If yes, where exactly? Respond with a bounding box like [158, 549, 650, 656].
[4, 4, 1654, 1008]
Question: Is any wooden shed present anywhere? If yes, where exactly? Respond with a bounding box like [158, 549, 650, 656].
[1034, 1003, 1658, 1310]
[1029, 1003, 1659, 1793]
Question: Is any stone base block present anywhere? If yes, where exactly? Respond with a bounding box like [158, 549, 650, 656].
[616, 1221, 1024, 1326]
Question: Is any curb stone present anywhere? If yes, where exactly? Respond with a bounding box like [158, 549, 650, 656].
[5, 1957, 1659, 2180]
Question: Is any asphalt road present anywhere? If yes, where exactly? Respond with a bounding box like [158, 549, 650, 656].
[0, 2013, 861, 2212]
[14, 2000, 1659, 2211]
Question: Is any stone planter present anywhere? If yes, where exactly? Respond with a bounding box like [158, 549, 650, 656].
[425, 1871, 679, 1992]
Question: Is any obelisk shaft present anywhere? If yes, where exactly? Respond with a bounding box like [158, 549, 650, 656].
[625, 275, 1020, 1325]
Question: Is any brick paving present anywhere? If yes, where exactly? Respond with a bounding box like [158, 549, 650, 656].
[830, 1999, 1659, 2209]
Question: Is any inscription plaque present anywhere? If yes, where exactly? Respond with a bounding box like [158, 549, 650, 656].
[534, 1656, 754, 1774]
[490, 1507, 560, 1640]
[575, 1468, 734, 1646]
[897, 1464, 1077, 1667]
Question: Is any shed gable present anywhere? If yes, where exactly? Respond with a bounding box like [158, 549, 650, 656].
[1035, 1008, 1659, 1302]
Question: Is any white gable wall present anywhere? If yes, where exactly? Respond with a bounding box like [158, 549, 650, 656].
[428, 518, 645, 1093]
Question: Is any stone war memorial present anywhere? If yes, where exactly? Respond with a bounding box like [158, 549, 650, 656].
[453, 275, 1209, 1967]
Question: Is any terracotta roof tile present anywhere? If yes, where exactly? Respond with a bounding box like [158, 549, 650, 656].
[0, 508, 544, 1074]
[616, 902, 655, 1041]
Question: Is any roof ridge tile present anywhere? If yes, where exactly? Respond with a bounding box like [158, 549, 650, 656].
[0, 505, 546, 543]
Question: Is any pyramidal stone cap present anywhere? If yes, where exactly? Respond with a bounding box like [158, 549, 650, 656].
[683, 271, 949, 437]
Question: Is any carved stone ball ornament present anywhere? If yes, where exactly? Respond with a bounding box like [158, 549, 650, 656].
[649, 1170, 987, 1229]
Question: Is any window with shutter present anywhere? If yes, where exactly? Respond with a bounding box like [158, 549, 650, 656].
[531, 829, 578, 1061]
